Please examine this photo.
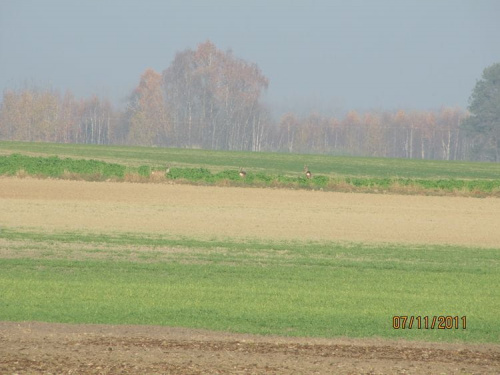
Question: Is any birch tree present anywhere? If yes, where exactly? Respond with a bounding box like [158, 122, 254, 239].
[162, 40, 269, 151]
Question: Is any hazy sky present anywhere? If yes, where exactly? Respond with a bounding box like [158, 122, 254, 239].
[1, 0, 499, 116]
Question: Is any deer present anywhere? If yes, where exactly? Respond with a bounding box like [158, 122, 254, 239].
[151, 165, 170, 178]
[304, 165, 312, 179]
[239, 167, 247, 178]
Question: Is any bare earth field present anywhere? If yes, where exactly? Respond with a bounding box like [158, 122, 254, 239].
[1, 177, 500, 246]
[1, 321, 499, 375]
[1, 177, 500, 374]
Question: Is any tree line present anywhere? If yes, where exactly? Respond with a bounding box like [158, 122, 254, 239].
[1, 41, 498, 161]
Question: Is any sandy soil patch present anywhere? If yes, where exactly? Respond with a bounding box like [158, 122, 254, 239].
[1, 321, 499, 375]
[1, 177, 499, 247]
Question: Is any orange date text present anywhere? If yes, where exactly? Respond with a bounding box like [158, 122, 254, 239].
[392, 315, 466, 330]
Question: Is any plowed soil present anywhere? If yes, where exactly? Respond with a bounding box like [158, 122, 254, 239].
[1, 322, 499, 374]
[1, 177, 500, 374]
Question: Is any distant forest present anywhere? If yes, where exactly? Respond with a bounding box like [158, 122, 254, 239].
[0, 41, 491, 161]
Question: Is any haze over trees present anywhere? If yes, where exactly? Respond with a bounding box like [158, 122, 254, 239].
[0, 41, 498, 161]
[162, 41, 269, 151]
[462, 62, 500, 161]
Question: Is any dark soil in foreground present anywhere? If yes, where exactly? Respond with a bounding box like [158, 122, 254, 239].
[1, 322, 499, 374]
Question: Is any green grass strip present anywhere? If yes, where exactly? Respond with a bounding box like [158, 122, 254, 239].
[2, 140, 500, 179]
[0, 228, 498, 343]
[1, 153, 500, 195]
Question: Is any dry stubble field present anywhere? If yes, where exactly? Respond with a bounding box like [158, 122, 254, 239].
[1, 176, 500, 374]
[2, 177, 500, 246]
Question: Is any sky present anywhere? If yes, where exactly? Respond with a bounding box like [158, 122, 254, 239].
[1, 0, 499, 117]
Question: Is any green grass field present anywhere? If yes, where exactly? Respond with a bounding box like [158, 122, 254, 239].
[1, 141, 500, 195]
[2, 140, 500, 178]
[0, 228, 498, 343]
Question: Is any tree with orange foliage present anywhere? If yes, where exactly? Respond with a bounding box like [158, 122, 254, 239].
[126, 68, 169, 146]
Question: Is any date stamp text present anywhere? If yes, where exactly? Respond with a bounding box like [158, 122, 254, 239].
[392, 315, 466, 330]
